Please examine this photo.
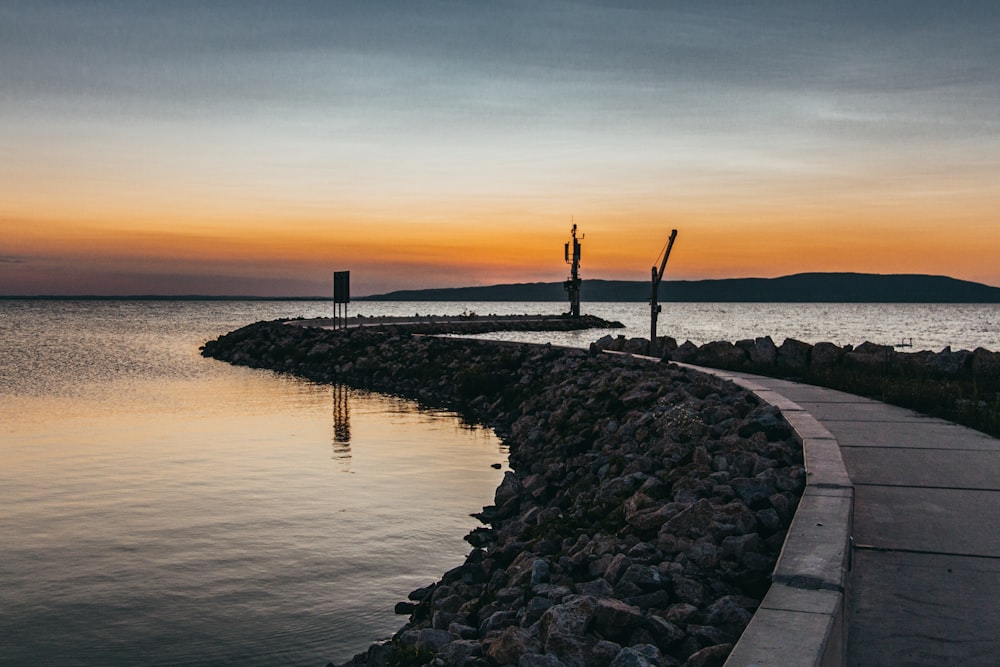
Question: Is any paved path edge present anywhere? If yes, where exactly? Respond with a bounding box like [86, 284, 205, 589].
[674, 363, 855, 667]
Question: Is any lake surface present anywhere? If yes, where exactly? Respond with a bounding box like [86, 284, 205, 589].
[2, 299, 998, 665]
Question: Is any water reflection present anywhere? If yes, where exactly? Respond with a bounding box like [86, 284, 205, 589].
[332, 385, 352, 469]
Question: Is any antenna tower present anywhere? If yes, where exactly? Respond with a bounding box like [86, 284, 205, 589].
[563, 223, 583, 317]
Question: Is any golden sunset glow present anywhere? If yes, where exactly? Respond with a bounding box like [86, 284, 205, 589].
[2, 2, 998, 296]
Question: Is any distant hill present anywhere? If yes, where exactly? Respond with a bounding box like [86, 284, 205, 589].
[359, 273, 1000, 303]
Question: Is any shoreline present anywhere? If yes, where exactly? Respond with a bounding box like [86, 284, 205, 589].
[202, 321, 806, 666]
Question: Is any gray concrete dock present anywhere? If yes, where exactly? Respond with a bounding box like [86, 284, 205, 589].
[694, 367, 1000, 666]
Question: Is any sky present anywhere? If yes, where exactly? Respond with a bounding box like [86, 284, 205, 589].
[2, 1, 999, 296]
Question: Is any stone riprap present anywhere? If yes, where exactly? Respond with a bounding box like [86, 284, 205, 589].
[592, 334, 1000, 439]
[591, 333, 1000, 379]
[293, 313, 624, 337]
[201, 321, 805, 667]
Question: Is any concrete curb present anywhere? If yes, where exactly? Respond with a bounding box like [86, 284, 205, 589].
[563, 349, 856, 664]
[673, 364, 855, 667]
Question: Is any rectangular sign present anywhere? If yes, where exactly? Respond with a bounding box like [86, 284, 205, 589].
[333, 271, 350, 303]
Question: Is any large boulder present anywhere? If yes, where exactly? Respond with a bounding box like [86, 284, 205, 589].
[845, 341, 894, 369]
[925, 346, 971, 375]
[494, 471, 523, 506]
[594, 598, 645, 642]
[776, 339, 812, 372]
[748, 336, 777, 366]
[810, 341, 843, 370]
[538, 595, 598, 643]
[695, 341, 747, 369]
[485, 626, 539, 665]
[669, 341, 699, 363]
[971, 347, 1000, 377]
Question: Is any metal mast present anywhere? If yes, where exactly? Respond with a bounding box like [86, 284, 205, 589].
[649, 229, 678, 356]
[564, 224, 583, 317]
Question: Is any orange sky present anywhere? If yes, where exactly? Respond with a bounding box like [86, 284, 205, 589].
[2, 2, 998, 296]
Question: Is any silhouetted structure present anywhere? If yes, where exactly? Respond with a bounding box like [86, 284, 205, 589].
[649, 230, 678, 356]
[333, 270, 350, 329]
[564, 224, 582, 317]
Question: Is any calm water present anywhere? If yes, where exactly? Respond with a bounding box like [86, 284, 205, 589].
[2, 300, 998, 666]
[0, 300, 508, 666]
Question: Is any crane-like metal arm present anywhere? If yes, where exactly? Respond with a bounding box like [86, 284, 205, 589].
[650, 229, 678, 355]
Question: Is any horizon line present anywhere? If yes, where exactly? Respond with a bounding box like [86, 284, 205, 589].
[4, 271, 1000, 300]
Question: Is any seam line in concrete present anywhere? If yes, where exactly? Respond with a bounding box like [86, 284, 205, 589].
[856, 482, 1000, 492]
[771, 574, 845, 593]
[852, 544, 1000, 560]
[841, 444, 1000, 452]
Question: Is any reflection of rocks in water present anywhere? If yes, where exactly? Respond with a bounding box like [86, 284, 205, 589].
[332, 385, 351, 466]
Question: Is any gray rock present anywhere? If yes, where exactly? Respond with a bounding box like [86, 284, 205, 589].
[669, 341, 699, 363]
[926, 346, 971, 374]
[703, 595, 754, 635]
[610, 644, 665, 667]
[523, 473, 549, 499]
[531, 558, 551, 587]
[576, 578, 616, 599]
[479, 610, 517, 634]
[495, 471, 523, 506]
[698, 341, 748, 368]
[669, 575, 705, 607]
[647, 614, 685, 647]
[532, 584, 573, 602]
[438, 639, 481, 665]
[776, 338, 812, 371]
[434, 593, 466, 614]
[414, 628, 455, 652]
[663, 602, 699, 626]
[748, 336, 777, 366]
[810, 341, 843, 369]
[538, 595, 597, 643]
[624, 589, 671, 610]
[729, 476, 776, 507]
[720, 533, 765, 561]
[619, 564, 662, 591]
[683, 642, 733, 667]
[594, 598, 644, 641]
[486, 626, 539, 665]
[519, 653, 567, 667]
[524, 595, 555, 626]
[660, 499, 714, 540]
[448, 622, 479, 639]
[972, 347, 1000, 376]
[683, 540, 719, 569]
[604, 553, 633, 584]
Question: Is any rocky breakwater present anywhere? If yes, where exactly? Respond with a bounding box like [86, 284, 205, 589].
[591, 333, 1000, 437]
[294, 313, 624, 337]
[592, 332, 1000, 377]
[201, 321, 805, 667]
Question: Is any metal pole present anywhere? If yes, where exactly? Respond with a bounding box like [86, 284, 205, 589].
[649, 230, 678, 356]
[650, 266, 660, 355]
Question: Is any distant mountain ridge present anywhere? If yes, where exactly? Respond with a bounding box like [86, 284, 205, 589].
[359, 273, 1000, 303]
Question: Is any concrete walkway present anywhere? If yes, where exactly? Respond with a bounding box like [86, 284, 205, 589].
[698, 368, 1000, 666]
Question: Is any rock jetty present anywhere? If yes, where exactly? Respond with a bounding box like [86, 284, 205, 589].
[592, 333, 1000, 379]
[201, 321, 805, 667]
[292, 313, 624, 337]
[591, 334, 1000, 437]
